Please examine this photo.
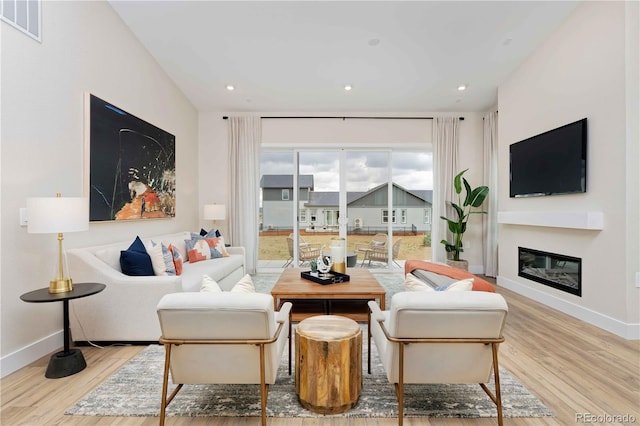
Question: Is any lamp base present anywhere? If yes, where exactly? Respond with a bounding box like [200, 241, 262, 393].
[49, 278, 73, 294]
[45, 349, 86, 379]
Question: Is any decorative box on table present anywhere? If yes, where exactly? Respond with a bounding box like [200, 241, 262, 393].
[301, 271, 350, 285]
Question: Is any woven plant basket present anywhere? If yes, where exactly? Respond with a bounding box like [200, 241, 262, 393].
[445, 259, 469, 271]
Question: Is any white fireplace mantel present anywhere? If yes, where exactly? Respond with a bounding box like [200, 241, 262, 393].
[497, 211, 604, 230]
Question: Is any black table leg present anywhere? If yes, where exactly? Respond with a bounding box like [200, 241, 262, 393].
[45, 299, 86, 379]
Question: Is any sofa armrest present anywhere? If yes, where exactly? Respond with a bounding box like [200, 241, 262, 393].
[225, 246, 246, 274]
[68, 249, 184, 342]
[226, 246, 245, 256]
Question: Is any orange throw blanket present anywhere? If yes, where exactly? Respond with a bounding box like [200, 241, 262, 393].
[404, 260, 495, 292]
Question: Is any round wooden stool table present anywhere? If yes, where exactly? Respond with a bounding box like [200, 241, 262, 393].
[295, 315, 362, 414]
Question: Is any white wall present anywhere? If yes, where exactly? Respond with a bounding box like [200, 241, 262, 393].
[198, 112, 229, 237]
[199, 112, 487, 271]
[497, 1, 639, 339]
[0, 1, 199, 376]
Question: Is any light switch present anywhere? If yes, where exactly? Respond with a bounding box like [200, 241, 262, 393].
[19, 208, 28, 227]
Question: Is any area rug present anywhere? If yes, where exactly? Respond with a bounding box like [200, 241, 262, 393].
[66, 317, 553, 419]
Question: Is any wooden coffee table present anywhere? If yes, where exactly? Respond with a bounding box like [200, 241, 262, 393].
[271, 268, 385, 322]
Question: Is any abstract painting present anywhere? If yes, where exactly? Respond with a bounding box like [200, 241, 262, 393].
[86, 94, 176, 221]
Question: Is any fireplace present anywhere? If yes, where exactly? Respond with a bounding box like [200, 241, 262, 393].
[518, 247, 582, 296]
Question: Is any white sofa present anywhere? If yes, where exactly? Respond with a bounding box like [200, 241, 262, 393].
[67, 231, 246, 343]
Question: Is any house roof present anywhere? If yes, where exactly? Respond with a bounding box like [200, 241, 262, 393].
[407, 190, 433, 204]
[260, 174, 314, 189]
[304, 183, 432, 207]
[306, 191, 368, 207]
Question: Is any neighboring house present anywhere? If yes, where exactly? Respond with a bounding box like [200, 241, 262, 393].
[345, 183, 433, 233]
[261, 175, 432, 233]
[260, 174, 314, 230]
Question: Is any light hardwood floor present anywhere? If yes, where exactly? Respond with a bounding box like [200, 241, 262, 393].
[1, 285, 638, 425]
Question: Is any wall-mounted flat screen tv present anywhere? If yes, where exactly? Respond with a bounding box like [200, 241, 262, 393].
[510, 118, 587, 198]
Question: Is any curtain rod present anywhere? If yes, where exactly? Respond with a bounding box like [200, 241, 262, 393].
[222, 115, 464, 121]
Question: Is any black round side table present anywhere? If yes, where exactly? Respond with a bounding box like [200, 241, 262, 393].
[20, 282, 106, 379]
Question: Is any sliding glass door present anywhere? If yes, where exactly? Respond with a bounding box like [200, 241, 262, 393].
[258, 148, 432, 271]
[258, 151, 295, 269]
[296, 151, 340, 254]
[391, 151, 433, 264]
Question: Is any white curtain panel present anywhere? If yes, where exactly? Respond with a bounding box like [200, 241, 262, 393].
[432, 117, 460, 264]
[227, 116, 261, 274]
[482, 111, 499, 277]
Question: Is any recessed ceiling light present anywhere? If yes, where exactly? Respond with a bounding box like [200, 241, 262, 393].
[226, 85, 235, 91]
[344, 85, 353, 91]
[457, 84, 467, 91]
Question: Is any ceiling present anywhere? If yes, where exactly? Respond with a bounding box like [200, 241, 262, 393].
[108, 1, 580, 113]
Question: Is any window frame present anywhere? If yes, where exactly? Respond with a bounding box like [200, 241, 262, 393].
[424, 208, 432, 224]
[382, 209, 397, 224]
[400, 209, 407, 224]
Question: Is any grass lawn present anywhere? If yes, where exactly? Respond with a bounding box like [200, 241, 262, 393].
[258, 233, 432, 261]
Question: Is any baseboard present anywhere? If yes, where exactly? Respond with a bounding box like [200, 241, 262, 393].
[498, 276, 640, 340]
[0, 330, 62, 378]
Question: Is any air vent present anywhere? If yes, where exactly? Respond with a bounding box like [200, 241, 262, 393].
[1, 0, 41, 42]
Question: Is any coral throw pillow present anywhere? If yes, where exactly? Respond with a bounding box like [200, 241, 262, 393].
[168, 244, 183, 275]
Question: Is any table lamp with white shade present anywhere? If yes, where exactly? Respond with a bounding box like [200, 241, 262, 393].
[203, 203, 226, 227]
[27, 194, 89, 293]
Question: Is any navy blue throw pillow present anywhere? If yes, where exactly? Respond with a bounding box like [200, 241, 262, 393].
[201, 228, 222, 238]
[120, 236, 154, 276]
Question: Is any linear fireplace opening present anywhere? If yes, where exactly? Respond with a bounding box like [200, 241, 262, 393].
[518, 247, 582, 296]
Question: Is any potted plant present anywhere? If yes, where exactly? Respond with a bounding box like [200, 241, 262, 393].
[440, 169, 489, 270]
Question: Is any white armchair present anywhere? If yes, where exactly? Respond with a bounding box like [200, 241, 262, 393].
[156, 292, 292, 426]
[368, 291, 508, 425]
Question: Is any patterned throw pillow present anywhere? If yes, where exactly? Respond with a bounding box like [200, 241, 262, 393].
[168, 244, 183, 275]
[185, 238, 212, 263]
[183, 233, 206, 261]
[199, 229, 228, 256]
[186, 236, 228, 259]
[145, 241, 176, 276]
[160, 243, 176, 275]
[207, 236, 229, 257]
